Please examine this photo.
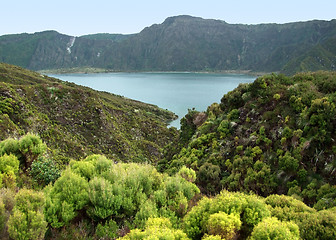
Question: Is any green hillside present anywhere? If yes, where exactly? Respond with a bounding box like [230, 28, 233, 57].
[283, 38, 336, 74]
[161, 71, 336, 208]
[0, 63, 177, 164]
[1, 16, 336, 73]
[0, 65, 335, 239]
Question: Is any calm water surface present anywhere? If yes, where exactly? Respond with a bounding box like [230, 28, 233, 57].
[50, 72, 256, 128]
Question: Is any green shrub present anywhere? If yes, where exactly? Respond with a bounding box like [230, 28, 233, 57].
[265, 194, 315, 222]
[0, 154, 19, 188]
[0, 138, 20, 157]
[87, 176, 122, 220]
[45, 169, 89, 228]
[0, 134, 47, 170]
[227, 109, 239, 121]
[70, 159, 95, 180]
[18, 133, 47, 168]
[120, 217, 190, 240]
[95, 219, 119, 240]
[207, 212, 241, 239]
[197, 162, 221, 194]
[250, 217, 300, 240]
[184, 191, 270, 239]
[217, 120, 231, 138]
[7, 189, 47, 240]
[201, 235, 222, 240]
[30, 156, 60, 186]
[134, 199, 158, 228]
[0, 198, 6, 235]
[273, 93, 281, 100]
[297, 209, 336, 240]
[178, 166, 196, 182]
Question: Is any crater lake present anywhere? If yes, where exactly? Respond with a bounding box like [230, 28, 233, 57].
[49, 72, 256, 128]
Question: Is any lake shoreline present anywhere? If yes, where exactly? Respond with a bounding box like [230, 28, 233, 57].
[40, 67, 267, 77]
[48, 72, 256, 128]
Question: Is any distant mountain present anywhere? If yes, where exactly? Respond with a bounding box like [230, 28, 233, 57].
[1, 16, 336, 74]
[0, 30, 113, 70]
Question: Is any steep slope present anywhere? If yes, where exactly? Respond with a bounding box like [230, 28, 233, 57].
[0, 63, 177, 163]
[1, 16, 336, 73]
[283, 37, 336, 74]
[106, 16, 336, 72]
[160, 71, 336, 208]
[0, 31, 116, 70]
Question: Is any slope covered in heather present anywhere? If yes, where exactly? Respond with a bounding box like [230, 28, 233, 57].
[161, 71, 336, 209]
[0, 63, 177, 163]
[0, 66, 336, 239]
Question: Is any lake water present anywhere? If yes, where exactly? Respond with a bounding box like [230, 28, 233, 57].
[49, 72, 256, 128]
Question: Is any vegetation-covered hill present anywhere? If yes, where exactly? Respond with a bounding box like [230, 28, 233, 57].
[161, 71, 336, 209]
[0, 63, 177, 164]
[0, 65, 335, 239]
[1, 15, 336, 73]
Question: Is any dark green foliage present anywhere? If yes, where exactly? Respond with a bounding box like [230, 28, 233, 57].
[180, 109, 199, 145]
[30, 156, 60, 186]
[197, 162, 221, 194]
[164, 71, 336, 208]
[122, 217, 190, 240]
[95, 219, 119, 239]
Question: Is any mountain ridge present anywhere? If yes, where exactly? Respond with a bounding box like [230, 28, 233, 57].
[1, 15, 336, 74]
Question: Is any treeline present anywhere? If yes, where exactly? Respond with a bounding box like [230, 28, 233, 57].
[0, 134, 335, 239]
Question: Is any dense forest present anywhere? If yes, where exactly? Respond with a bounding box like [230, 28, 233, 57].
[1, 16, 336, 74]
[0, 64, 336, 239]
